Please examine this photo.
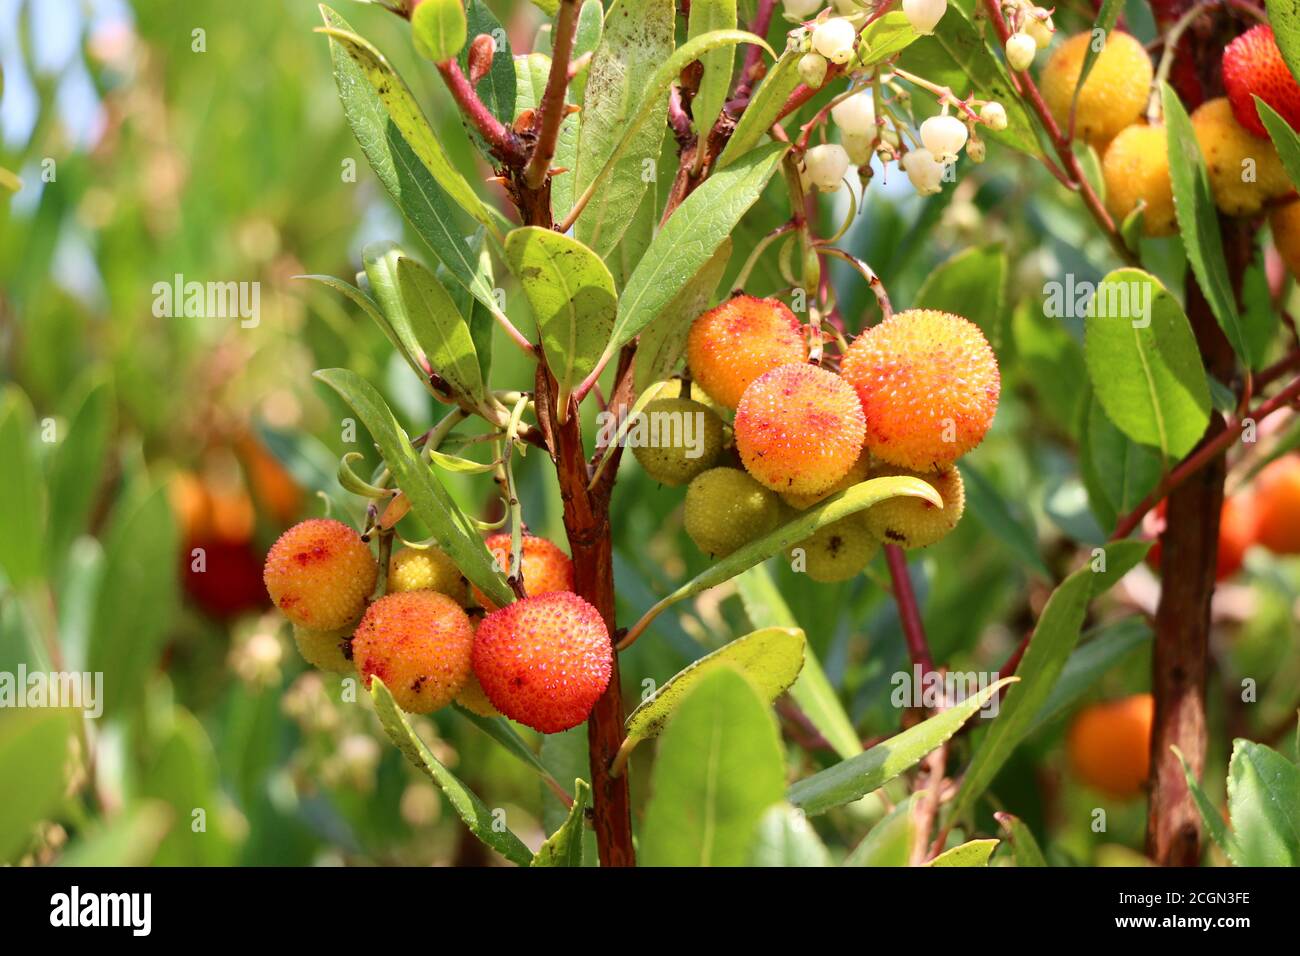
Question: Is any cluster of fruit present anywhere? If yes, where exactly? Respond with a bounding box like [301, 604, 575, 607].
[1034, 24, 1299, 255]
[262, 519, 611, 733]
[631, 295, 1000, 582]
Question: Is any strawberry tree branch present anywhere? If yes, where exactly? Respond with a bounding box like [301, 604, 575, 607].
[523, 0, 580, 188]
[436, 59, 527, 166]
[884, 543, 935, 675]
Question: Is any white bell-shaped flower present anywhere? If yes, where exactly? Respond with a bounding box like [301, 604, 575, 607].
[902, 148, 945, 195]
[1005, 32, 1037, 71]
[812, 18, 857, 65]
[919, 114, 968, 164]
[902, 0, 947, 36]
[831, 90, 877, 138]
[805, 143, 851, 192]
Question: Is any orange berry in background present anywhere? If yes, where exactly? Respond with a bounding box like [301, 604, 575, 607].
[263, 518, 378, 629]
[734, 363, 867, 496]
[1144, 495, 1258, 580]
[170, 471, 213, 542]
[1270, 199, 1300, 281]
[1253, 455, 1300, 554]
[235, 430, 303, 526]
[1190, 97, 1290, 217]
[352, 591, 476, 714]
[686, 294, 808, 409]
[473, 533, 574, 609]
[1041, 31, 1152, 152]
[1102, 124, 1177, 238]
[1067, 693, 1154, 799]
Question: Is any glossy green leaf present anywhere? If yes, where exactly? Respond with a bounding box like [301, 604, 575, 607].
[1070, 1, 1124, 123]
[734, 563, 862, 760]
[411, 0, 467, 62]
[995, 812, 1047, 867]
[1266, 0, 1300, 85]
[633, 239, 732, 395]
[1088, 538, 1151, 596]
[1084, 267, 1210, 459]
[504, 227, 616, 411]
[0, 709, 74, 862]
[625, 626, 806, 744]
[716, 50, 800, 168]
[532, 779, 590, 867]
[926, 839, 999, 867]
[1163, 84, 1249, 362]
[396, 255, 486, 407]
[640, 668, 786, 866]
[1080, 393, 1162, 533]
[1175, 745, 1240, 863]
[361, 242, 443, 382]
[950, 565, 1095, 821]
[1030, 617, 1151, 731]
[314, 368, 513, 607]
[1257, 97, 1300, 189]
[688, 0, 738, 137]
[912, 244, 1008, 356]
[371, 678, 532, 866]
[1227, 738, 1300, 866]
[843, 793, 919, 866]
[0, 387, 46, 586]
[513, 52, 552, 113]
[46, 379, 114, 569]
[789, 677, 1017, 817]
[852, 12, 921, 66]
[749, 803, 831, 866]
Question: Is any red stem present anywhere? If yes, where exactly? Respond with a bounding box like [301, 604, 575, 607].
[523, 0, 580, 187]
[884, 544, 934, 675]
[436, 60, 526, 165]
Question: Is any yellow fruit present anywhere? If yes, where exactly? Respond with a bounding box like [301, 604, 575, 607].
[686, 295, 808, 409]
[631, 397, 725, 486]
[1270, 198, 1300, 277]
[1041, 31, 1152, 151]
[840, 309, 1000, 471]
[263, 519, 377, 630]
[388, 546, 468, 603]
[1102, 124, 1177, 237]
[1191, 97, 1290, 216]
[781, 449, 872, 510]
[684, 467, 783, 557]
[454, 670, 501, 718]
[473, 533, 574, 609]
[863, 465, 965, 549]
[788, 516, 879, 582]
[734, 363, 867, 496]
[292, 624, 354, 674]
[352, 590, 475, 714]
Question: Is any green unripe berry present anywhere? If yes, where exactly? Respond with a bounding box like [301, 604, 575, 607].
[684, 467, 782, 557]
[292, 623, 355, 674]
[788, 516, 879, 583]
[864, 465, 965, 549]
[388, 546, 469, 604]
[632, 398, 725, 486]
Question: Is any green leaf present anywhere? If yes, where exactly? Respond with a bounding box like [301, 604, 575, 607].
[572, 0, 675, 256]
[1257, 97, 1300, 189]
[633, 240, 732, 396]
[1011, 300, 1088, 435]
[504, 227, 616, 412]
[959, 461, 1051, 579]
[459, 0, 516, 156]
[788, 677, 1017, 817]
[411, 0, 467, 62]
[734, 563, 862, 760]
[0, 387, 46, 586]
[843, 793, 918, 866]
[532, 779, 590, 867]
[360, 242, 447, 384]
[950, 566, 1095, 822]
[688, 0, 738, 137]
[912, 244, 1008, 356]
[995, 812, 1048, 867]
[1266, 0, 1300, 86]
[1088, 538, 1151, 596]
[1227, 738, 1300, 866]
[87, 482, 179, 720]
[640, 668, 786, 866]
[609, 142, 788, 366]
[716, 50, 800, 169]
[513, 52, 552, 113]
[627, 475, 940, 643]
[748, 803, 831, 866]
[853, 11, 921, 66]
[314, 368, 513, 607]
[454, 705, 566, 793]
[0, 166, 20, 192]
[1084, 267, 1211, 459]
[1071, 1, 1125, 121]
[57, 801, 173, 867]
[46, 379, 114, 568]
[1163, 84, 1249, 362]
[926, 838, 999, 867]
[396, 255, 486, 407]
[1030, 617, 1151, 731]
[625, 627, 806, 745]
[1080, 393, 1162, 533]
[0, 709, 74, 862]
[371, 678, 532, 865]
[1174, 746, 1240, 863]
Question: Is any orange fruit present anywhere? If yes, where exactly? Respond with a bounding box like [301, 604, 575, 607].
[1253, 455, 1300, 554]
[1066, 693, 1154, 799]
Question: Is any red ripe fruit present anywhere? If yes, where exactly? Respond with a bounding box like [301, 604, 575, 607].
[472, 592, 613, 734]
[1223, 24, 1300, 138]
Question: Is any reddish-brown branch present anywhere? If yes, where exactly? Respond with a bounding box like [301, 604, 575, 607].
[436, 59, 527, 166]
[884, 544, 934, 675]
[735, 0, 778, 102]
[523, 0, 580, 187]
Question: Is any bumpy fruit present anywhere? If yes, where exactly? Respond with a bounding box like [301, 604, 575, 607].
[472, 592, 613, 734]
[1191, 97, 1290, 216]
[734, 363, 867, 496]
[1270, 199, 1300, 278]
[1102, 124, 1176, 237]
[1223, 24, 1300, 138]
[789, 516, 879, 582]
[292, 623, 354, 674]
[455, 671, 501, 718]
[684, 467, 783, 556]
[841, 309, 1000, 471]
[1253, 455, 1300, 554]
[864, 465, 965, 549]
[352, 590, 475, 714]
[1067, 694, 1153, 799]
[687, 295, 807, 408]
[1041, 31, 1152, 151]
[388, 546, 468, 603]
[632, 397, 725, 486]
[475, 533, 574, 609]
[782, 449, 872, 510]
[263, 518, 377, 630]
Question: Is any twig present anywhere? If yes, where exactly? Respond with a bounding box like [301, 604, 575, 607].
[818, 246, 893, 322]
[884, 544, 934, 675]
[524, 0, 580, 187]
[436, 60, 526, 166]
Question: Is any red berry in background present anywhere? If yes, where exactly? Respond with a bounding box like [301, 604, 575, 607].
[1144, 495, 1258, 581]
[183, 537, 268, 619]
[1223, 24, 1300, 138]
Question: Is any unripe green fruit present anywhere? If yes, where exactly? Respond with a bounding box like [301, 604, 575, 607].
[788, 516, 879, 582]
[632, 398, 725, 486]
[292, 623, 355, 674]
[864, 465, 965, 549]
[684, 468, 782, 557]
[388, 545, 468, 603]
